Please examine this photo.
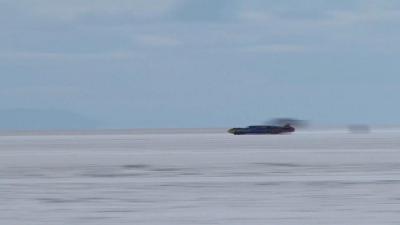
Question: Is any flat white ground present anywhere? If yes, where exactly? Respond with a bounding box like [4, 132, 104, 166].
[1, 129, 400, 225]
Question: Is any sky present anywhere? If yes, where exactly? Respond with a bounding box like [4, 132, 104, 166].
[1, 0, 400, 129]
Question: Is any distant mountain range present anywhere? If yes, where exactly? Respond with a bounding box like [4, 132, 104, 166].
[0, 109, 99, 130]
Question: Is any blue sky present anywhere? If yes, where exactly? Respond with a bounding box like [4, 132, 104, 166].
[1, 0, 400, 129]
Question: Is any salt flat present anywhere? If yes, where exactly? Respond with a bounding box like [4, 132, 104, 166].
[1, 129, 400, 225]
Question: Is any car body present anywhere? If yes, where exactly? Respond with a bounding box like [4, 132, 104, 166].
[228, 124, 295, 135]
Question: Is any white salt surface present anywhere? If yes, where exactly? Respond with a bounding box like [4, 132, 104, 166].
[2, 129, 400, 224]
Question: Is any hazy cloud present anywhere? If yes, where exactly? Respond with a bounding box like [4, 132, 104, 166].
[170, 0, 237, 21]
[0, 51, 135, 61]
[134, 35, 182, 47]
[242, 44, 307, 54]
[9, 0, 181, 21]
[326, 9, 400, 26]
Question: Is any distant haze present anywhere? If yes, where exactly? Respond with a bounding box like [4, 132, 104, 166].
[0, 109, 98, 130]
[2, 0, 400, 129]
